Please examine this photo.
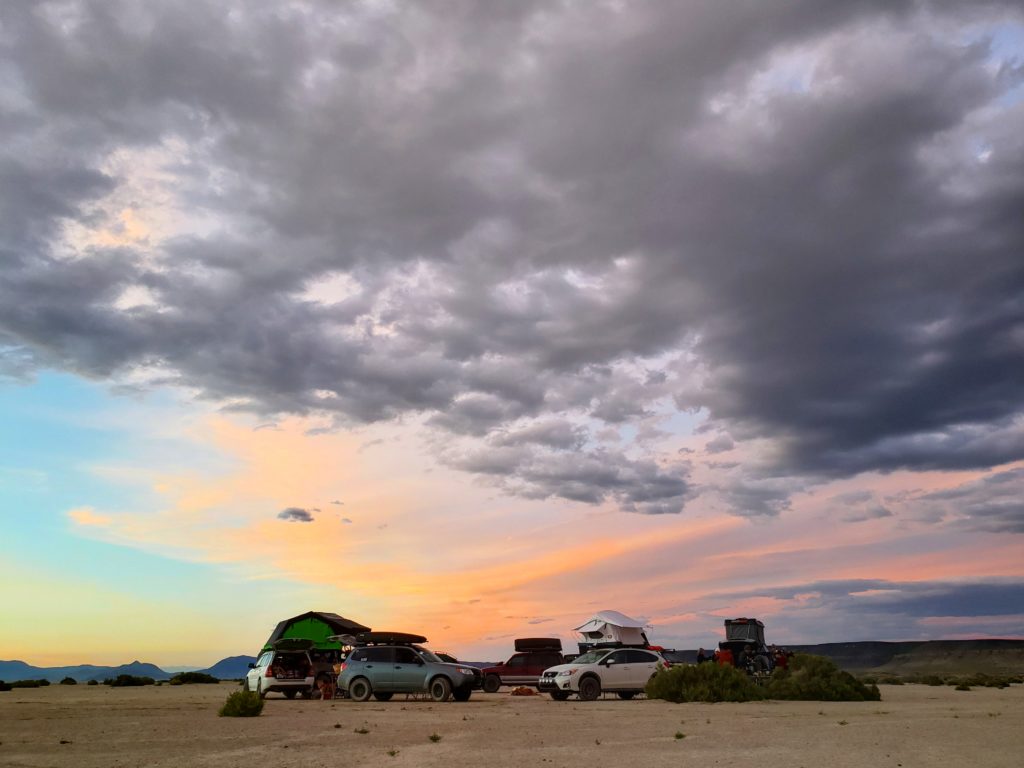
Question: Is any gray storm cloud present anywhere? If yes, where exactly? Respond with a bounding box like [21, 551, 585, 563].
[0, 0, 1022, 518]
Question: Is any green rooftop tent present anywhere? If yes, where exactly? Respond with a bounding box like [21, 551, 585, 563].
[261, 611, 371, 653]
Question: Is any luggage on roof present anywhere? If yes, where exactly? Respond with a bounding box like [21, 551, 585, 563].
[514, 637, 562, 652]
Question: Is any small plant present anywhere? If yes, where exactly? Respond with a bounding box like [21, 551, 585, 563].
[429, 733, 442, 743]
[387, 749, 400, 757]
[674, 731, 686, 740]
[104, 675, 155, 687]
[333, 723, 342, 729]
[955, 684, 971, 691]
[218, 690, 264, 717]
[59, 677, 77, 686]
[355, 727, 370, 735]
[170, 672, 220, 685]
[838, 720, 849, 726]
[86, 680, 98, 686]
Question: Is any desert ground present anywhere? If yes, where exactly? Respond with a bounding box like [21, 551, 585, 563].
[1, 683, 1022, 768]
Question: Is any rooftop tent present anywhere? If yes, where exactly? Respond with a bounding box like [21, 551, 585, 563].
[573, 610, 649, 646]
[724, 618, 765, 646]
[261, 611, 371, 653]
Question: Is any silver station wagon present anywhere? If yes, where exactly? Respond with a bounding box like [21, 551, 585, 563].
[335, 632, 481, 702]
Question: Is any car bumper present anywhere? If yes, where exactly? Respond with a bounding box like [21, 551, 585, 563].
[537, 677, 570, 692]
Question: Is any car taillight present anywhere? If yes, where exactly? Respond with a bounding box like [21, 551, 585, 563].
[266, 666, 274, 677]
[339, 662, 347, 672]
[308, 665, 315, 676]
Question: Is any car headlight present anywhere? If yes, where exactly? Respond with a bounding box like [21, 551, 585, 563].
[456, 667, 474, 675]
[556, 669, 577, 677]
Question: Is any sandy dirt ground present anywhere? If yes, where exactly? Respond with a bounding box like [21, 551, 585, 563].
[1, 683, 1022, 768]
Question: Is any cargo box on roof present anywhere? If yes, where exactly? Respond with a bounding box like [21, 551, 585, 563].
[514, 637, 562, 652]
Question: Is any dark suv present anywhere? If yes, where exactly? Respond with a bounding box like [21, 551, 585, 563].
[481, 638, 565, 692]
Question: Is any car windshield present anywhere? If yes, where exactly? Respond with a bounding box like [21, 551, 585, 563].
[571, 650, 611, 665]
[412, 646, 442, 663]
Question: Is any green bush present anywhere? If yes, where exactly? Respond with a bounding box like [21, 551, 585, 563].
[218, 690, 264, 717]
[10, 679, 48, 688]
[104, 675, 156, 687]
[60, 677, 77, 685]
[86, 680, 98, 686]
[764, 655, 881, 702]
[646, 655, 881, 704]
[170, 672, 219, 685]
[646, 661, 762, 703]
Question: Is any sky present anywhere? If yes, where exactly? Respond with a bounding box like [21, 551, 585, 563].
[1, 0, 1023, 667]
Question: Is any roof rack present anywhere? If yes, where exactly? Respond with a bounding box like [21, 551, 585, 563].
[347, 631, 428, 647]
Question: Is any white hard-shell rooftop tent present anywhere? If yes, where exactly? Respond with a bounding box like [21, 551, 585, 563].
[574, 610, 649, 645]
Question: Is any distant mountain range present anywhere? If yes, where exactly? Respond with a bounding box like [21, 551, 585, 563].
[3, 639, 1022, 683]
[0, 655, 258, 683]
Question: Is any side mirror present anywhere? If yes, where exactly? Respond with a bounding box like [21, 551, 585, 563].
[247, 663, 256, 669]
[603, 659, 614, 665]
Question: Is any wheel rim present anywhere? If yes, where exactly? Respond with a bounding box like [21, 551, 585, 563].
[352, 680, 369, 700]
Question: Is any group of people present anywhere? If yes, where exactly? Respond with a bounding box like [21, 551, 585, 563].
[695, 644, 791, 674]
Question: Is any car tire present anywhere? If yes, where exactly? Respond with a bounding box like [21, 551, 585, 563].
[284, 690, 297, 699]
[578, 676, 601, 701]
[617, 691, 636, 700]
[549, 691, 570, 701]
[429, 676, 452, 702]
[242, 678, 250, 692]
[452, 687, 472, 702]
[348, 677, 373, 702]
[257, 680, 268, 699]
[482, 674, 501, 693]
[373, 692, 394, 702]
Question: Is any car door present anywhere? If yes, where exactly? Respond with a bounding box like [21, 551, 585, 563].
[247, 652, 270, 691]
[624, 649, 661, 689]
[599, 649, 632, 690]
[524, 653, 561, 683]
[391, 646, 427, 691]
[503, 653, 530, 685]
[351, 646, 394, 691]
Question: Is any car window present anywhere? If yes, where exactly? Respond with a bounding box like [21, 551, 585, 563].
[351, 647, 393, 663]
[625, 650, 659, 663]
[394, 647, 420, 664]
[507, 655, 527, 667]
[605, 650, 629, 664]
[257, 652, 271, 667]
[542, 653, 563, 667]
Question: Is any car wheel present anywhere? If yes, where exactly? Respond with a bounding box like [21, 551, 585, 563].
[284, 690, 297, 699]
[482, 674, 501, 693]
[348, 677, 373, 702]
[550, 691, 570, 701]
[429, 676, 452, 702]
[617, 691, 636, 700]
[242, 678, 250, 692]
[452, 687, 472, 702]
[257, 680, 268, 699]
[300, 690, 312, 699]
[578, 676, 601, 701]
[373, 692, 394, 702]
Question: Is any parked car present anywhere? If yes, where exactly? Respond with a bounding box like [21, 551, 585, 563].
[335, 632, 481, 702]
[537, 646, 665, 701]
[244, 639, 315, 699]
[480, 638, 565, 692]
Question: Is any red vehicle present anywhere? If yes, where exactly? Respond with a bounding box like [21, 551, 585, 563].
[481, 638, 566, 693]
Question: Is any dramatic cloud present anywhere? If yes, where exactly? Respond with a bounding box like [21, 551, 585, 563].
[0, 1, 1022, 518]
[277, 507, 314, 523]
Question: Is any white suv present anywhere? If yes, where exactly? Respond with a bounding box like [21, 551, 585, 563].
[244, 644, 315, 699]
[537, 647, 665, 701]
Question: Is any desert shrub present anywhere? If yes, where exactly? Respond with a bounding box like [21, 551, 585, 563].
[763, 655, 881, 702]
[918, 675, 946, 686]
[646, 662, 762, 703]
[104, 675, 155, 687]
[86, 680, 98, 686]
[0, 681, 11, 692]
[218, 690, 264, 717]
[955, 683, 971, 691]
[170, 672, 219, 685]
[59, 677, 77, 685]
[10, 679, 44, 688]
